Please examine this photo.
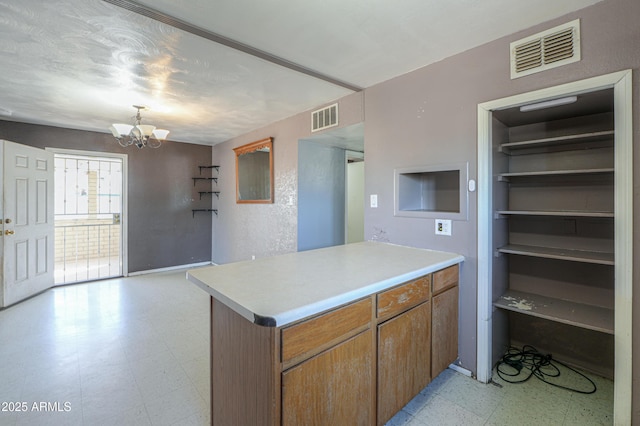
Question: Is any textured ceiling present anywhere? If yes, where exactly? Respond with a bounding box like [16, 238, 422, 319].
[0, 0, 602, 145]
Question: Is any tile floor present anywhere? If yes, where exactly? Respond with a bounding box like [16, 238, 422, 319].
[0, 271, 210, 426]
[0, 271, 613, 425]
[387, 362, 613, 425]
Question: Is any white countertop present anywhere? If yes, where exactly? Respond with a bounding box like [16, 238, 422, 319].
[187, 241, 464, 327]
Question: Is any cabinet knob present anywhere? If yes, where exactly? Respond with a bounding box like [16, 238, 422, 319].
[5, 230, 14, 235]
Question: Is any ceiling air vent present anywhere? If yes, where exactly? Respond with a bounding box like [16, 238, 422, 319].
[510, 19, 580, 79]
[311, 103, 338, 132]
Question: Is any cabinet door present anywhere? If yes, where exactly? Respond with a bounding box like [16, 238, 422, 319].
[377, 302, 431, 426]
[282, 330, 374, 426]
[431, 286, 458, 377]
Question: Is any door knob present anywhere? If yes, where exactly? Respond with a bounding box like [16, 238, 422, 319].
[4, 230, 14, 235]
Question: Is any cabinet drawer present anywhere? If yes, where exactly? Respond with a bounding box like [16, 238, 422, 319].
[377, 276, 430, 320]
[432, 265, 458, 295]
[281, 298, 371, 365]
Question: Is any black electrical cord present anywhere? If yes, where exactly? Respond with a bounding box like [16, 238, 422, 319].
[495, 345, 597, 394]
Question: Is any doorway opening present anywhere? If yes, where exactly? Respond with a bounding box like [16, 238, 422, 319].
[51, 150, 127, 284]
[297, 123, 364, 251]
[346, 151, 364, 244]
[476, 70, 632, 424]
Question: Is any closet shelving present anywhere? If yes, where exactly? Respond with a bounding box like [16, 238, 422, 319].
[491, 98, 615, 377]
[495, 244, 614, 265]
[498, 129, 614, 154]
[497, 167, 614, 181]
[496, 210, 613, 217]
[493, 289, 614, 335]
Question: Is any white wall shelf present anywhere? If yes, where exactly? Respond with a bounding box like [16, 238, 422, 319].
[496, 210, 614, 218]
[497, 244, 614, 265]
[499, 130, 614, 155]
[494, 289, 614, 335]
[497, 168, 613, 181]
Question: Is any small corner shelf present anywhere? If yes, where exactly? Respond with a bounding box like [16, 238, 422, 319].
[193, 177, 218, 186]
[192, 209, 218, 217]
[198, 191, 220, 200]
[493, 289, 614, 335]
[198, 165, 220, 174]
[192, 165, 220, 217]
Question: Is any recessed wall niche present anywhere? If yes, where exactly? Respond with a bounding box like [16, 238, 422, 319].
[394, 162, 468, 220]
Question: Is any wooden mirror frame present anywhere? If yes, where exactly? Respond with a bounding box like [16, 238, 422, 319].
[233, 137, 274, 204]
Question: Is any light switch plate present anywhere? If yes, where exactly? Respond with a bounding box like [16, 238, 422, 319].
[370, 194, 378, 208]
[435, 219, 452, 236]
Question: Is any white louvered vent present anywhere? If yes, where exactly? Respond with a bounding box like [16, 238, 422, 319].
[510, 19, 581, 79]
[311, 103, 338, 132]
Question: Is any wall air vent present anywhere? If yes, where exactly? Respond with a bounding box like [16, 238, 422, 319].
[510, 19, 581, 79]
[311, 103, 338, 132]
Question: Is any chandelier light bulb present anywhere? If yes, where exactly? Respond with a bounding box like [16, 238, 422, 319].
[153, 129, 170, 140]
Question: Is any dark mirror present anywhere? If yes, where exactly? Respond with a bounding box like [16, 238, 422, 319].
[233, 137, 273, 203]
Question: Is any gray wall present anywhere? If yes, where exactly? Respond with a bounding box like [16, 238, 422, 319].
[211, 91, 364, 264]
[363, 0, 639, 419]
[212, 0, 640, 419]
[0, 121, 212, 273]
[298, 141, 345, 251]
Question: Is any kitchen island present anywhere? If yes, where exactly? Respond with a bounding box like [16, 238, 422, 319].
[187, 241, 464, 425]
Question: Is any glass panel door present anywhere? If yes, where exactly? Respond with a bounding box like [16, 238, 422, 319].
[54, 153, 123, 284]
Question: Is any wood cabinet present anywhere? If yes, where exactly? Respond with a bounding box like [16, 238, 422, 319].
[432, 286, 458, 376]
[281, 298, 374, 425]
[282, 330, 374, 425]
[431, 266, 459, 377]
[209, 263, 460, 425]
[281, 298, 371, 368]
[377, 302, 431, 425]
[377, 266, 459, 425]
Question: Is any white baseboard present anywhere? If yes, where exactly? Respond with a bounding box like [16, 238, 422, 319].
[127, 261, 213, 277]
[448, 363, 473, 377]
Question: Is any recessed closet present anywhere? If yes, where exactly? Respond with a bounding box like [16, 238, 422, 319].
[489, 88, 616, 377]
[477, 70, 633, 424]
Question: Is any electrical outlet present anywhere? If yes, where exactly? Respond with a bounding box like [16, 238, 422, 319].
[370, 194, 378, 208]
[435, 219, 452, 236]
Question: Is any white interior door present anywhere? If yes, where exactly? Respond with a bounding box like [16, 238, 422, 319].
[1, 140, 55, 308]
